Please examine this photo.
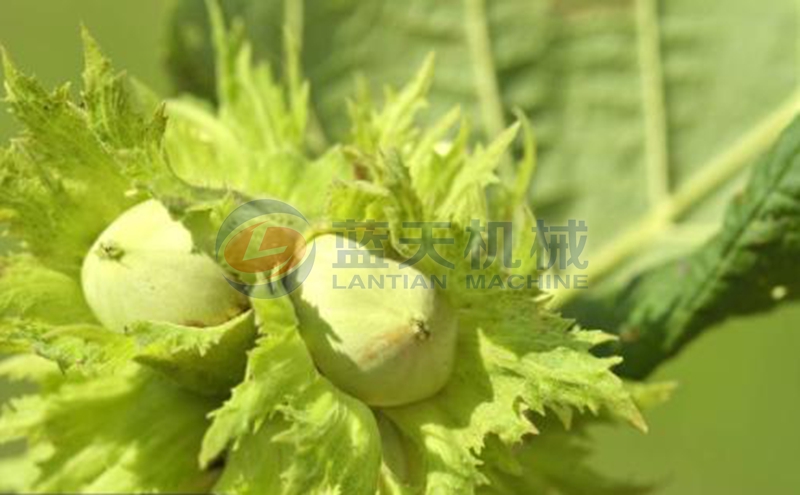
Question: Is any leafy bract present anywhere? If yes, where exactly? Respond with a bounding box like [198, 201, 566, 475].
[314, 65, 645, 493]
[0, 6, 650, 495]
[477, 426, 650, 495]
[129, 310, 257, 396]
[0, 33, 163, 278]
[379, 292, 645, 493]
[568, 117, 800, 378]
[0, 255, 95, 325]
[0, 31, 267, 492]
[0, 367, 218, 493]
[163, 0, 350, 221]
[201, 297, 382, 495]
[473, 379, 675, 494]
[0, 319, 134, 376]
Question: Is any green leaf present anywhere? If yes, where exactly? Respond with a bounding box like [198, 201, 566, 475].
[0, 367, 218, 493]
[201, 297, 382, 495]
[168, 0, 799, 249]
[568, 116, 800, 378]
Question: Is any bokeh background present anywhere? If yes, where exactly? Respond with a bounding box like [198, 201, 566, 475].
[1, 2, 799, 494]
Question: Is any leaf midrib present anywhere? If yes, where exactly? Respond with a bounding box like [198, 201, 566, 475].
[635, 0, 670, 207]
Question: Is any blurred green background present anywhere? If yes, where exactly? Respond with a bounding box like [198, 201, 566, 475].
[1, 2, 799, 494]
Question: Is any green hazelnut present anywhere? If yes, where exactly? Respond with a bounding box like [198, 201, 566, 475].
[81, 199, 248, 332]
[294, 234, 457, 407]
